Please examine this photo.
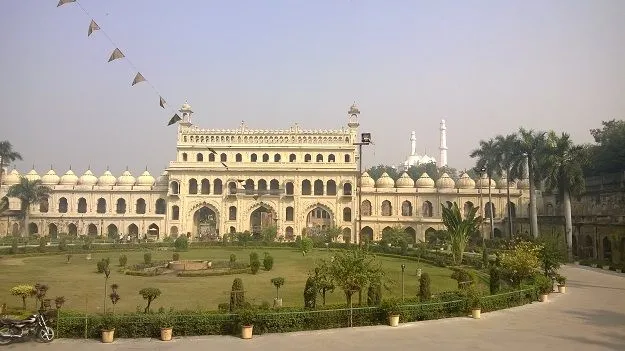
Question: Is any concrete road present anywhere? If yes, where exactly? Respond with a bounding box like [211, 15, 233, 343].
[6, 265, 625, 351]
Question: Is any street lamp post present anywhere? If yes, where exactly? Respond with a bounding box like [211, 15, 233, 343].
[401, 264, 406, 302]
[479, 167, 485, 244]
[354, 133, 371, 246]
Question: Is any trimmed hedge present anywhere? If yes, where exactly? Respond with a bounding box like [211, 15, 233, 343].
[177, 268, 250, 277]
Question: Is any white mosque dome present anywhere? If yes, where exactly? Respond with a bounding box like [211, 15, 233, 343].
[136, 170, 155, 186]
[360, 172, 375, 188]
[59, 170, 79, 185]
[457, 173, 475, 189]
[98, 171, 117, 186]
[436, 172, 455, 189]
[25, 169, 40, 182]
[79, 169, 98, 186]
[117, 170, 136, 186]
[156, 170, 169, 186]
[4, 169, 21, 185]
[476, 174, 496, 189]
[395, 172, 414, 188]
[415, 173, 435, 188]
[41, 169, 60, 185]
[375, 172, 395, 188]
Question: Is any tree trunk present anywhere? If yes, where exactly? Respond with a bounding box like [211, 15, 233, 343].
[506, 168, 513, 237]
[563, 188, 573, 262]
[145, 299, 152, 313]
[22, 296, 26, 310]
[528, 160, 539, 238]
[488, 175, 494, 239]
[23, 205, 30, 237]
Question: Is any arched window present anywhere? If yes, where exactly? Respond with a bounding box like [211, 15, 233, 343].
[116, 198, 126, 214]
[136, 198, 146, 214]
[286, 206, 294, 221]
[155, 198, 166, 214]
[361, 200, 372, 216]
[201, 179, 210, 194]
[208, 153, 215, 162]
[214, 179, 223, 194]
[39, 198, 49, 213]
[196, 153, 204, 162]
[344, 154, 351, 162]
[328, 154, 336, 162]
[96, 198, 106, 214]
[182, 153, 188, 161]
[327, 180, 337, 195]
[270, 179, 279, 191]
[220, 153, 227, 162]
[316, 154, 323, 162]
[262, 153, 269, 162]
[343, 183, 352, 195]
[286, 182, 294, 195]
[189, 178, 198, 194]
[289, 154, 296, 162]
[343, 207, 352, 222]
[401, 201, 412, 216]
[463, 202, 474, 218]
[304, 154, 312, 162]
[172, 205, 179, 220]
[302, 180, 311, 195]
[274, 153, 281, 162]
[229, 206, 237, 220]
[236, 153, 242, 162]
[422, 201, 433, 217]
[251, 153, 258, 162]
[381, 200, 392, 216]
[245, 179, 255, 192]
[170, 181, 179, 195]
[77, 198, 87, 214]
[228, 181, 237, 194]
[258, 179, 268, 191]
[314, 180, 324, 195]
[58, 197, 68, 213]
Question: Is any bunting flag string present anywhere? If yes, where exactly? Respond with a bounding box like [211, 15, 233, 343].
[57, 0, 180, 126]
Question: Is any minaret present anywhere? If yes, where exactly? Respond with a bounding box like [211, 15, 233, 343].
[179, 100, 194, 126]
[439, 119, 448, 167]
[410, 131, 416, 156]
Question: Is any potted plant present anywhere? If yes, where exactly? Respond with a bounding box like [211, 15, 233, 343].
[555, 274, 566, 293]
[270, 277, 285, 308]
[381, 298, 401, 327]
[237, 306, 258, 339]
[535, 274, 553, 302]
[465, 285, 483, 319]
[159, 311, 174, 341]
[100, 313, 116, 343]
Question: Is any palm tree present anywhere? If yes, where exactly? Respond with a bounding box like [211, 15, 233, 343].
[543, 132, 589, 261]
[0, 141, 22, 186]
[470, 138, 500, 239]
[6, 177, 51, 236]
[441, 202, 483, 265]
[495, 134, 521, 236]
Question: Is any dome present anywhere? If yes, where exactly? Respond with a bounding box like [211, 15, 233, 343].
[517, 178, 530, 190]
[456, 173, 475, 189]
[41, 169, 60, 185]
[180, 101, 192, 111]
[59, 170, 78, 185]
[360, 172, 375, 188]
[136, 170, 155, 186]
[436, 172, 455, 189]
[98, 171, 117, 186]
[375, 172, 395, 188]
[117, 170, 136, 186]
[79, 169, 98, 186]
[415, 173, 435, 188]
[395, 172, 414, 188]
[4, 169, 20, 185]
[476, 174, 496, 188]
[25, 169, 40, 182]
[497, 176, 511, 189]
[156, 170, 169, 186]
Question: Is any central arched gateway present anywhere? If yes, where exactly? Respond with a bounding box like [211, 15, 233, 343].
[194, 206, 219, 240]
[249, 204, 276, 238]
[304, 205, 334, 237]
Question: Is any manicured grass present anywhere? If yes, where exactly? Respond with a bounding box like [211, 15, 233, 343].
[0, 248, 457, 313]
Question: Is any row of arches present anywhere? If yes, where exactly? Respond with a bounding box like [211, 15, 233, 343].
[181, 152, 352, 164]
[24, 222, 160, 238]
[171, 179, 353, 196]
[359, 226, 417, 243]
[182, 134, 351, 144]
[360, 200, 516, 218]
[574, 234, 625, 262]
[38, 197, 166, 215]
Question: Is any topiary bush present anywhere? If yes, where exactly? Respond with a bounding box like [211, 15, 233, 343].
[174, 236, 188, 251]
[250, 252, 261, 274]
[303, 276, 316, 309]
[489, 266, 500, 294]
[230, 278, 245, 312]
[119, 254, 128, 267]
[172, 252, 180, 261]
[229, 254, 236, 264]
[144, 252, 152, 265]
[263, 253, 274, 271]
[419, 273, 431, 301]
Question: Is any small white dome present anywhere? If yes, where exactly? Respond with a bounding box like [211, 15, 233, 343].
[360, 172, 375, 188]
[375, 172, 395, 188]
[456, 173, 475, 189]
[98, 171, 117, 186]
[476, 174, 496, 189]
[79, 169, 98, 186]
[395, 172, 414, 188]
[41, 169, 60, 185]
[517, 178, 530, 190]
[25, 169, 40, 182]
[436, 173, 455, 189]
[136, 170, 155, 186]
[117, 170, 136, 186]
[415, 173, 435, 188]
[4, 169, 20, 185]
[156, 170, 169, 186]
[59, 170, 79, 185]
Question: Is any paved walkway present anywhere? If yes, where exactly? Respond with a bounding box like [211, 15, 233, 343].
[7, 265, 625, 351]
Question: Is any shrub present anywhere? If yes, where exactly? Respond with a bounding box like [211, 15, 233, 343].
[174, 236, 188, 251]
[419, 273, 431, 301]
[489, 266, 501, 294]
[367, 283, 382, 306]
[533, 274, 554, 295]
[230, 278, 245, 311]
[303, 276, 316, 309]
[249, 252, 259, 263]
[381, 297, 401, 316]
[450, 267, 475, 289]
[58, 237, 68, 251]
[119, 254, 128, 267]
[138, 287, 161, 313]
[172, 252, 180, 261]
[9, 238, 18, 254]
[96, 259, 110, 273]
[500, 241, 541, 287]
[482, 248, 489, 268]
[250, 259, 261, 274]
[10, 284, 35, 309]
[555, 274, 566, 286]
[270, 277, 285, 299]
[300, 237, 313, 254]
[82, 236, 93, 250]
[263, 253, 274, 271]
[143, 252, 152, 265]
[229, 254, 236, 264]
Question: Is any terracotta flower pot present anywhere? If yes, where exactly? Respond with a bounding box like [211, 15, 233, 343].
[388, 315, 400, 327]
[471, 308, 481, 319]
[160, 327, 173, 341]
[101, 329, 115, 343]
[539, 294, 549, 302]
[557, 285, 566, 294]
[241, 325, 253, 339]
[273, 298, 283, 308]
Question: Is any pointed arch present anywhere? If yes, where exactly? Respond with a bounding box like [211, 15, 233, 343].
[381, 200, 392, 216]
[96, 198, 106, 214]
[361, 200, 372, 216]
[401, 200, 412, 216]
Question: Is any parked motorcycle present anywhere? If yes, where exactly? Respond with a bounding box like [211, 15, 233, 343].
[0, 312, 55, 344]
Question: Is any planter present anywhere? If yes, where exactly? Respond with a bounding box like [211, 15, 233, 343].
[471, 308, 481, 319]
[101, 329, 115, 343]
[160, 327, 173, 341]
[539, 294, 549, 302]
[557, 285, 566, 294]
[388, 315, 400, 327]
[241, 325, 253, 339]
[273, 298, 283, 308]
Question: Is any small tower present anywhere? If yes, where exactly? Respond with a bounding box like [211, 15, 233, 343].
[179, 100, 194, 126]
[410, 131, 417, 156]
[347, 102, 360, 129]
[438, 119, 448, 167]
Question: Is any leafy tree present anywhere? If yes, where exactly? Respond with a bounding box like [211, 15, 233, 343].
[229, 253, 236, 264]
[58, 236, 68, 251]
[249, 252, 261, 274]
[10, 284, 35, 309]
[263, 253, 274, 271]
[0, 141, 22, 186]
[322, 225, 342, 243]
[303, 276, 316, 309]
[33, 283, 49, 310]
[312, 267, 334, 306]
[6, 178, 51, 236]
[261, 225, 278, 243]
[381, 226, 413, 250]
[230, 278, 245, 311]
[440, 202, 482, 265]
[366, 282, 382, 306]
[366, 165, 399, 180]
[138, 287, 161, 313]
[500, 241, 542, 287]
[174, 236, 188, 251]
[587, 119, 625, 174]
[109, 284, 120, 314]
[489, 266, 501, 294]
[270, 277, 285, 299]
[419, 273, 431, 301]
[537, 233, 566, 277]
[300, 237, 313, 255]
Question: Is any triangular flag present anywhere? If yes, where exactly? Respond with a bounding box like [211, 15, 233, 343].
[131, 72, 146, 86]
[57, 0, 76, 7]
[167, 114, 181, 126]
[108, 48, 125, 62]
[159, 96, 166, 108]
[88, 20, 100, 37]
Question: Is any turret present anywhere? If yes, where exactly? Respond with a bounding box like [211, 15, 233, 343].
[439, 119, 448, 167]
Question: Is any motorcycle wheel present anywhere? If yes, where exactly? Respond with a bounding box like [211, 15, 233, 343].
[0, 326, 12, 345]
[37, 327, 55, 343]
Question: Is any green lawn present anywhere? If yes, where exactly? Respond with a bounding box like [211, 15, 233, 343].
[0, 248, 457, 313]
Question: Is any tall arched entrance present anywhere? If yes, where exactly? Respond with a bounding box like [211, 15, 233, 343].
[250, 205, 276, 239]
[148, 223, 160, 239]
[304, 205, 334, 239]
[128, 224, 139, 238]
[360, 226, 373, 242]
[48, 223, 58, 239]
[194, 206, 219, 240]
[107, 224, 118, 239]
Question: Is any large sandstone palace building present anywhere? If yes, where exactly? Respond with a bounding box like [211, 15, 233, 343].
[1, 102, 545, 244]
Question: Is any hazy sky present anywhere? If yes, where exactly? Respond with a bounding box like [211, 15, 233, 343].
[1, 0, 624, 177]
